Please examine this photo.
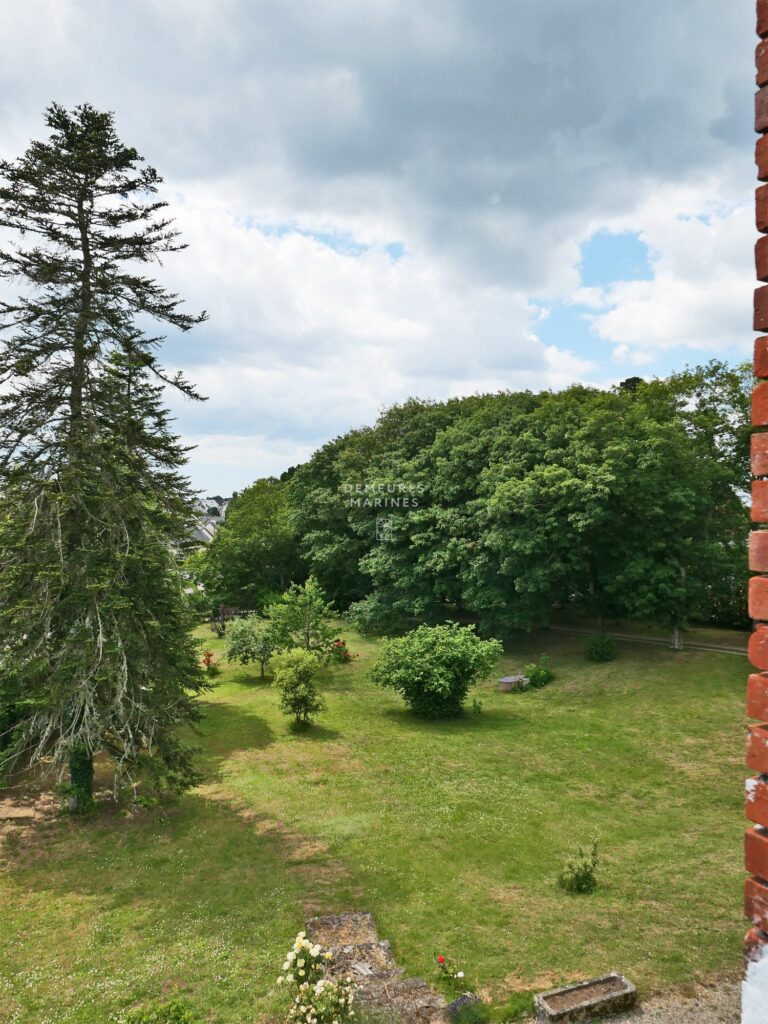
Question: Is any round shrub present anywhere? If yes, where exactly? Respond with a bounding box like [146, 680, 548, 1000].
[370, 622, 503, 718]
[585, 634, 617, 662]
[271, 648, 326, 727]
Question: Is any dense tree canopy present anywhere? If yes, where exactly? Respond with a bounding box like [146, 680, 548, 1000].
[281, 362, 749, 636]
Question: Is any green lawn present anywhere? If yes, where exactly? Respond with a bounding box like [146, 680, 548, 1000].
[0, 626, 748, 1023]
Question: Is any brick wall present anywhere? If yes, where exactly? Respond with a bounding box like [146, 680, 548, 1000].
[745, 5, 768, 1019]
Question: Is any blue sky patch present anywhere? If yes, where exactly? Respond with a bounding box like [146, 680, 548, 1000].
[578, 229, 653, 288]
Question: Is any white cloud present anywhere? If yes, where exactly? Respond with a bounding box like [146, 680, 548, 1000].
[0, 0, 756, 490]
[573, 183, 752, 361]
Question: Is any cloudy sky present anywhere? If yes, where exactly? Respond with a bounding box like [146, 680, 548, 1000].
[0, 0, 757, 494]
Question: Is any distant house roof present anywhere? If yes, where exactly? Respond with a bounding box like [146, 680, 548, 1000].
[192, 521, 217, 544]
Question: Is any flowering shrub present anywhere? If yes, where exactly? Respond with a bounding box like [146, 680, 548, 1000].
[201, 649, 220, 677]
[329, 639, 354, 664]
[435, 953, 467, 995]
[276, 931, 356, 1024]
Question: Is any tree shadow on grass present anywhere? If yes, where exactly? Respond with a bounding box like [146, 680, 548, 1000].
[228, 668, 274, 687]
[191, 699, 276, 778]
[379, 705, 526, 735]
[0, 791, 364, 1022]
[285, 722, 342, 743]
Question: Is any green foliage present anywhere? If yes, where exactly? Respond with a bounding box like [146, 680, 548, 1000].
[486, 993, 535, 1021]
[346, 595, 408, 636]
[267, 576, 336, 661]
[272, 649, 326, 727]
[558, 835, 600, 894]
[0, 103, 208, 799]
[453, 1003, 490, 1024]
[192, 478, 305, 610]
[370, 622, 502, 717]
[585, 634, 617, 662]
[523, 654, 553, 689]
[280, 363, 749, 635]
[225, 615, 278, 678]
[123, 999, 199, 1024]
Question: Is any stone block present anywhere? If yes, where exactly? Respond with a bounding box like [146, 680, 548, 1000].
[752, 482, 768, 523]
[746, 826, 768, 880]
[746, 875, 768, 932]
[748, 673, 768, 719]
[748, 723, 768, 774]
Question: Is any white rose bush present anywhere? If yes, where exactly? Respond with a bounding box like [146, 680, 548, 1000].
[277, 931, 356, 1024]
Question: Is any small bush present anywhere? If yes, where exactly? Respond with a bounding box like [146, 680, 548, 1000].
[524, 654, 553, 689]
[272, 649, 326, 727]
[330, 638, 354, 664]
[370, 622, 503, 718]
[585, 634, 617, 662]
[200, 649, 220, 677]
[558, 835, 599, 894]
[123, 1000, 199, 1024]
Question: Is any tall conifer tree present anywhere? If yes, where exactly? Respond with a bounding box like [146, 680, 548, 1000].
[0, 103, 208, 809]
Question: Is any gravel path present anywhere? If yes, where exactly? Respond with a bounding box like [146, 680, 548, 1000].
[603, 982, 739, 1024]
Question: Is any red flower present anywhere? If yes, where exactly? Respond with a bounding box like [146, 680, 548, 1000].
[437, 956, 446, 964]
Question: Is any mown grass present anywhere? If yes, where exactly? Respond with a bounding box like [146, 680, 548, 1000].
[0, 625, 747, 1023]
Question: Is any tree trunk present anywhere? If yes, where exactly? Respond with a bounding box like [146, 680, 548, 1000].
[671, 626, 684, 651]
[67, 744, 94, 813]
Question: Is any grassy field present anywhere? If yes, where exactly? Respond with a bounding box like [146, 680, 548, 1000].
[0, 626, 748, 1023]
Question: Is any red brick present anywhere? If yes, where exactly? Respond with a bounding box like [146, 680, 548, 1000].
[750, 577, 768, 620]
[755, 286, 768, 331]
[759, 135, 768, 181]
[760, 0, 768, 39]
[750, 624, 768, 667]
[748, 671, 768, 719]
[753, 382, 768, 425]
[758, 87, 768, 132]
[758, 238, 768, 283]
[746, 875, 768, 931]
[747, 826, 768, 880]
[753, 434, 768, 475]
[760, 40, 768, 86]
[748, 775, 768, 828]
[750, 533, 768, 571]
[745, 926, 768, 966]
[759, 186, 768, 233]
[757, 338, 768, 378]
[752, 481, 768, 522]
[748, 723, 768, 773]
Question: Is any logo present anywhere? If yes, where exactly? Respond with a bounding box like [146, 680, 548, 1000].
[375, 515, 394, 542]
